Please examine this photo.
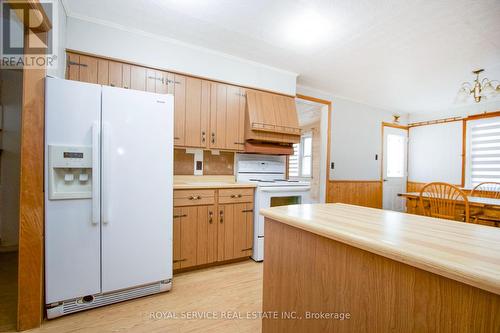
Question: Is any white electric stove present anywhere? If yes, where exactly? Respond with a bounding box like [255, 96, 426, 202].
[236, 154, 311, 261]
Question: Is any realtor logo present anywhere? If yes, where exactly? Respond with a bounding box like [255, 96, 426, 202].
[1, 0, 57, 68]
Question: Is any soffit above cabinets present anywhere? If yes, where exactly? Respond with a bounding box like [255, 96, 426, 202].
[63, 0, 500, 113]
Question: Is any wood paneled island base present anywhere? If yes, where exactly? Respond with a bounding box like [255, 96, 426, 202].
[262, 218, 500, 333]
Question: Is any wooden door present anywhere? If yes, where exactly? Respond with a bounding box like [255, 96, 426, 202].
[173, 74, 186, 146]
[122, 64, 131, 89]
[156, 71, 169, 94]
[217, 203, 253, 261]
[79, 56, 98, 83]
[196, 205, 217, 265]
[173, 208, 182, 270]
[108, 61, 123, 88]
[130, 65, 146, 91]
[217, 205, 227, 261]
[177, 206, 198, 269]
[97, 59, 109, 85]
[184, 78, 210, 148]
[210, 82, 227, 149]
[67, 53, 80, 80]
[226, 86, 246, 150]
[146, 68, 157, 93]
[231, 203, 254, 258]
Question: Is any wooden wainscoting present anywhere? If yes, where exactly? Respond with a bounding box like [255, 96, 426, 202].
[407, 181, 469, 194]
[407, 181, 427, 193]
[327, 180, 382, 208]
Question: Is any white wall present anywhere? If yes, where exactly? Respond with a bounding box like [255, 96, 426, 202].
[65, 16, 297, 95]
[0, 70, 23, 248]
[297, 85, 407, 181]
[407, 99, 500, 187]
[47, 0, 67, 78]
[408, 122, 463, 185]
[409, 99, 500, 123]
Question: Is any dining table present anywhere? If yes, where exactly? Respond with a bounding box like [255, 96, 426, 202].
[398, 192, 500, 227]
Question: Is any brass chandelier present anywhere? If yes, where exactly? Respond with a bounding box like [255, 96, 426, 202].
[456, 69, 500, 103]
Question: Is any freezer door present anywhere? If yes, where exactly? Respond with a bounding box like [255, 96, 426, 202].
[45, 78, 102, 303]
[101, 86, 173, 293]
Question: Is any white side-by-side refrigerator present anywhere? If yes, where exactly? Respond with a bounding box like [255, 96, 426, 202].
[44, 77, 173, 318]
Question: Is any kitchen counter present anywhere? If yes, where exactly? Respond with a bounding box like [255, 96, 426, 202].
[173, 182, 256, 190]
[173, 175, 256, 190]
[260, 203, 500, 332]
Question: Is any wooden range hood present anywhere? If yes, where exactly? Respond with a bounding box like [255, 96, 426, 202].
[244, 90, 301, 154]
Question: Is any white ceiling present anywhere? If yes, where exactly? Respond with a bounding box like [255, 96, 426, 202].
[63, 0, 500, 113]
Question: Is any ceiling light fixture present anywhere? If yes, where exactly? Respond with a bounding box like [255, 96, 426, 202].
[456, 69, 500, 103]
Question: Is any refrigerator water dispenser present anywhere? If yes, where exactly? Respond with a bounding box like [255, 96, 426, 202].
[48, 145, 92, 199]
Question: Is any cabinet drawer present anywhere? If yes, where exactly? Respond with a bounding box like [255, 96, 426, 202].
[218, 188, 254, 204]
[174, 189, 216, 206]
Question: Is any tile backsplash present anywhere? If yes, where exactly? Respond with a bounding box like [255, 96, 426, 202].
[174, 149, 234, 176]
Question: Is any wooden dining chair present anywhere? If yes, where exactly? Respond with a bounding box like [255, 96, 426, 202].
[470, 182, 500, 227]
[470, 182, 500, 199]
[419, 182, 470, 223]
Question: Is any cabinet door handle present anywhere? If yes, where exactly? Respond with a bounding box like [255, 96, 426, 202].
[208, 211, 213, 224]
[173, 214, 187, 218]
[234, 142, 245, 145]
[188, 196, 201, 200]
[242, 209, 253, 213]
[219, 210, 224, 224]
[201, 131, 206, 143]
[174, 137, 180, 140]
[230, 194, 235, 198]
[173, 259, 187, 263]
[211, 132, 216, 144]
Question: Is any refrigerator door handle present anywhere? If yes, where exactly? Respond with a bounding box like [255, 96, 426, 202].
[91, 122, 100, 225]
[102, 122, 110, 225]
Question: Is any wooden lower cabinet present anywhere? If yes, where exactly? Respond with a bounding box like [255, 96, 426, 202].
[173, 189, 254, 271]
[217, 203, 253, 261]
[173, 205, 216, 269]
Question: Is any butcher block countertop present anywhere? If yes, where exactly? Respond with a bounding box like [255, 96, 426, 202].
[173, 175, 256, 190]
[260, 203, 500, 295]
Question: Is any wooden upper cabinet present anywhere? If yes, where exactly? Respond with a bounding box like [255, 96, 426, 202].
[225, 85, 246, 151]
[108, 61, 123, 88]
[155, 71, 169, 94]
[67, 53, 98, 84]
[209, 83, 246, 151]
[184, 78, 210, 148]
[67, 53, 80, 81]
[97, 59, 109, 85]
[122, 64, 131, 89]
[79, 56, 98, 83]
[130, 65, 146, 91]
[173, 74, 186, 146]
[146, 68, 156, 93]
[146, 69, 169, 94]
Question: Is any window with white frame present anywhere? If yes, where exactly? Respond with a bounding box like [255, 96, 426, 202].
[289, 132, 313, 178]
[466, 117, 500, 187]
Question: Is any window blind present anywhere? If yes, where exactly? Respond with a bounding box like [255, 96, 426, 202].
[288, 143, 300, 177]
[469, 119, 500, 186]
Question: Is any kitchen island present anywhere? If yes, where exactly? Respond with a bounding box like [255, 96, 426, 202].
[260, 203, 500, 332]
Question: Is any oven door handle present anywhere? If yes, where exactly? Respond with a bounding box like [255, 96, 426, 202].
[259, 186, 311, 193]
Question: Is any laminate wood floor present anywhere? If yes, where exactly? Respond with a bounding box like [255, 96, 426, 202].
[0, 252, 17, 332]
[23, 260, 263, 333]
